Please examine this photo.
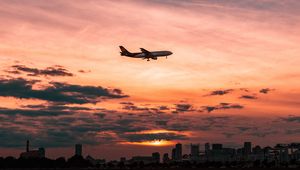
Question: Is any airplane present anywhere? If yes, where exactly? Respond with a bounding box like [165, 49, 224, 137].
[119, 46, 173, 61]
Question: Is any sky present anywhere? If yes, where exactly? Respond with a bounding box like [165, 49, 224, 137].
[0, 0, 300, 160]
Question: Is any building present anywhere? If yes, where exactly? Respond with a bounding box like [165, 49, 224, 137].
[75, 144, 82, 156]
[212, 144, 223, 150]
[152, 152, 160, 163]
[20, 140, 45, 159]
[190, 144, 200, 160]
[244, 142, 252, 155]
[211, 144, 223, 162]
[171, 148, 176, 160]
[120, 157, 126, 162]
[175, 143, 182, 160]
[205, 143, 210, 152]
[130, 156, 156, 164]
[163, 153, 169, 163]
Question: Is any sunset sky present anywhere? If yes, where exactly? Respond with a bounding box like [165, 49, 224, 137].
[0, 0, 300, 160]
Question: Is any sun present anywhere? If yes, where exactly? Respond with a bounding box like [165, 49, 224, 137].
[120, 140, 174, 146]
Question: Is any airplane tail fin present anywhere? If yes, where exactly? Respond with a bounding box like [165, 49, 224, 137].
[119, 46, 132, 56]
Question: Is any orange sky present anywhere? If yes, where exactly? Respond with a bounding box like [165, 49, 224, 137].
[0, 0, 300, 160]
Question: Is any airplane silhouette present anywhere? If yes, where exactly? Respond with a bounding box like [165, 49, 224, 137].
[120, 46, 173, 61]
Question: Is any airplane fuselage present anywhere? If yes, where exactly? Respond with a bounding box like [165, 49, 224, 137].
[131, 51, 172, 58]
[119, 46, 173, 61]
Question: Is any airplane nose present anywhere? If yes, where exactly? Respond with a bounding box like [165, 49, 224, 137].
[169, 51, 173, 55]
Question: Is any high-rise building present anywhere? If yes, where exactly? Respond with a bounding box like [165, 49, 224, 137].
[212, 144, 223, 150]
[244, 142, 252, 155]
[152, 152, 160, 163]
[190, 144, 199, 159]
[175, 143, 182, 160]
[26, 140, 29, 152]
[205, 143, 210, 152]
[171, 148, 176, 160]
[163, 153, 169, 163]
[75, 144, 82, 156]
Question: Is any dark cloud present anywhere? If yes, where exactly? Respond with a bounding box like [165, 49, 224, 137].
[201, 103, 244, 112]
[94, 113, 106, 119]
[121, 103, 169, 114]
[22, 104, 93, 111]
[240, 95, 257, 100]
[223, 132, 235, 138]
[121, 132, 188, 142]
[155, 120, 168, 126]
[236, 126, 252, 132]
[0, 78, 128, 104]
[285, 129, 300, 134]
[207, 89, 233, 96]
[78, 69, 91, 73]
[120, 102, 134, 105]
[174, 103, 193, 112]
[10, 65, 73, 77]
[0, 105, 80, 117]
[0, 127, 33, 147]
[122, 105, 149, 111]
[239, 88, 250, 92]
[158, 105, 170, 110]
[203, 116, 230, 124]
[259, 88, 273, 94]
[168, 123, 190, 131]
[249, 131, 277, 137]
[281, 116, 300, 123]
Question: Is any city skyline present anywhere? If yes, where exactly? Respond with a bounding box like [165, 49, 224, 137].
[0, 0, 300, 161]
[4, 139, 300, 161]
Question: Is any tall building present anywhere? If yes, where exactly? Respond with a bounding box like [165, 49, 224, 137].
[175, 143, 182, 160]
[212, 144, 223, 150]
[205, 143, 210, 152]
[152, 152, 160, 163]
[26, 140, 29, 152]
[75, 144, 82, 156]
[171, 148, 176, 160]
[190, 144, 199, 159]
[163, 153, 169, 163]
[244, 142, 252, 155]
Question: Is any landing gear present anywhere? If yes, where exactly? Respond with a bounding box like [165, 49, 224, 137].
[166, 56, 168, 59]
[147, 59, 150, 61]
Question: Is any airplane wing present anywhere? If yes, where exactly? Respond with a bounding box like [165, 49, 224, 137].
[140, 48, 152, 55]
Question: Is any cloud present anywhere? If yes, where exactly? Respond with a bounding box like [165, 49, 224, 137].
[280, 116, 300, 123]
[201, 103, 244, 112]
[158, 105, 170, 110]
[203, 116, 230, 124]
[0, 78, 128, 104]
[259, 88, 273, 94]
[0, 103, 97, 117]
[9, 65, 73, 77]
[120, 132, 188, 142]
[174, 103, 193, 112]
[155, 120, 168, 126]
[120, 102, 134, 105]
[207, 89, 233, 96]
[240, 95, 258, 100]
[285, 129, 300, 134]
[78, 69, 91, 73]
[236, 126, 252, 132]
[122, 105, 150, 111]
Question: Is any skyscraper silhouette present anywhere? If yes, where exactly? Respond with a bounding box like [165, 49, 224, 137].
[244, 142, 252, 155]
[190, 144, 199, 160]
[175, 143, 182, 160]
[75, 144, 82, 156]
